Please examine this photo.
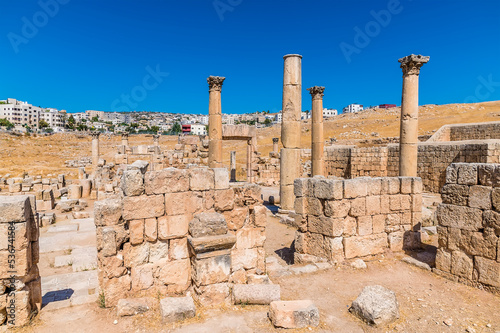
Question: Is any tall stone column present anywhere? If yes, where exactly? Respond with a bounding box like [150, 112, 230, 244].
[280, 54, 302, 211]
[308, 86, 325, 177]
[272, 138, 279, 153]
[398, 54, 430, 176]
[230, 151, 236, 182]
[153, 134, 160, 146]
[208, 76, 225, 168]
[246, 140, 253, 183]
[121, 132, 129, 147]
[91, 131, 100, 172]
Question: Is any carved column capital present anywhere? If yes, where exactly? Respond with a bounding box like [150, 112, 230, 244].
[398, 54, 430, 76]
[121, 132, 129, 138]
[272, 138, 279, 144]
[91, 131, 101, 139]
[153, 134, 160, 140]
[207, 76, 226, 92]
[307, 86, 325, 100]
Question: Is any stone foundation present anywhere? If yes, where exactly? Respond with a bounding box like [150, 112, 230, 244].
[435, 163, 500, 293]
[293, 176, 422, 263]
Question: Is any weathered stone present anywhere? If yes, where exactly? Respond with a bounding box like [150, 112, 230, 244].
[189, 213, 227, 238]
[483, 210, 500, 235]
[117, 297, 152, 316]
[231, 248, 258, 270]
[214, 189, 234, 212]
[457, 163, 478, 185]
[188, 234, 236, 254]
[101, 227, 117, 257]
[344, 178, 367, 198]
[469, 185, 492, 210]
[441, 184, 469, 206]
[144, 217, 157, 242]
[148, 240, 169, 262]
[451, 250, 473, 279]
[194, 283, 230, 306]
[145, 168, 189, 194]
[213, 168, 229, 190]
[94, 197, 123, 226]
[121, 169, 144, 196]
[0, 196, 30, 223]
[251, 205, 267, 227]
[492, 188, 500, 211]
[164, 191, 191, 215]
[343, 234, 388, 259]
[129, 219, 144, 245]
[236, 227, 265, 249]
[131, 264, 155, 290]
[123, 195, 164, 220]
[313, 179, 343, 200]
[191, 254, 231, 286]
[474, 256, 500, 287]
[294, 178, 313, 197]
[324, 199, 350, 218]
[437, 204, 482, 231]
[349, 285, 399, 326]
[308, 216, 343, 237]
[232, 284, 280, 305]
[160, 296, 196, 323]
[435, 248, 451, 272]
[190, 168, 215, 191]
[478, 164, 495, 186]
[157, 258, 190, 289]
[269, 300, 320, 329]
[158, 215, 190, 240]
[68, 184, 82, 199]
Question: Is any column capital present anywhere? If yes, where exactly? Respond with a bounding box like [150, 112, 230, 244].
[121, 132, 129, 138]
[272, 137, 279, 144]
[91, 131, 101, 139]
[307, 86, 325, 100]
[153, 134, 160, 140]
[398, 54, 430, 76]
[207, 76, 225, 92]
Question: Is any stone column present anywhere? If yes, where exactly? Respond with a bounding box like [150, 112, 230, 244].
[308, 86, 325, 177]
[398, 54, 430, 176]
[272, 138, 279, 153]
[121, 132, 129, 147]
[230, 151, 236, 182]
[280, 54, 302, 211]
[208, 76, 225, 168]
[153, 134, 160, 146]
[246, 139, 253, 183]
[91, 131, 100, 172]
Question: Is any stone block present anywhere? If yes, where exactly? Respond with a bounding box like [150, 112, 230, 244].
[251, 205, 267, 227]
[474, 256, 500, 287]
[313, 179, 343, 200]
[269, 300, 320, 329]
[213, 168, 229, 190]
[437, 204, 482, 231]
[145, 168, 189, 194]
[191, 254, 231, 286]
[169, 238, 189, 260]
[157, 258, 190, 289]
[144, 218, 157, 242]
[188, 234, 236, 254]
[324, 200, 350, 218]
[232, 284, 280, 305]
[451, 250, 473, 279]
[308, 216, 343, 237]
[388, 231, 404, 252]
[400, 177, 412, 194]
[123, 242, 150, 268]
[435, 248, 451, 272]
[223, 207, 248, 230]
[160, 296, 196, 323]
[190, 168, 215, 191]
[117, 297, 152, 316]
[121, 169, 144, 196]
[372, 215, 386, 234]
[131, 264, 155, 290]
[343, 234, 388, 259]
[469, 185, 492, 210]
[367, 178, 382, 195]
[149, 240, 169, 262]
[365, 196, 381, 216]
[157, 214, 189, 240]
[350, 197, 366, 217]
[387, 178, 400, 195]
[123, 195, 164, 220]
[294, 178, 313, 197]
[349, 285, 399, 326]
[189, 213, 227, 238]
[492, 188, 500, 211]
[128, 219, 144, 245]
[411, 194, 422, 212]
[236, 227, 265, 249]
[357, 216, 373, 236]
[194, 283, 230, 306]
[214, 189, 234, 212]
[324, 236, 344, 263]
[231, 248, 258, 270]
[0, 196, 30, 223]
[478, 164, 496, 186]
[445, 165, 458, 184]
[411, 177, 423, 194]
[68, 184, 82, 199]
[164, 191, 191, 216]
[344, 178, 367, 198]
[457, 163, 478, 185]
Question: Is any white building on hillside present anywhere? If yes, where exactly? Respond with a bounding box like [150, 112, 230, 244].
[40, 108, 66, 129]
[323, 108, 338, 117]
[0, 98, 41, 130]
[343, 104, 363, 113]
[191, 124, 207, 136]
[275, 112, 282, 123]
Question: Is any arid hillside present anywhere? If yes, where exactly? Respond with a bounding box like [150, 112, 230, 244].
[1, 100, 499, 178]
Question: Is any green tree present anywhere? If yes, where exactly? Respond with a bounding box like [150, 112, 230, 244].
[264, 118, 272, 126]
[39, 119, 49, 129]
[91, 116, 99, 123]
[67, 115, 76, 129]
[150, 125, 160, 133]
[0, 118, 14, 129]
[172, 122, 181, 134]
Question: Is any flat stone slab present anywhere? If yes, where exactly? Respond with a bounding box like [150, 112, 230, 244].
[349, 285, 400, 326]
[40, 230, 96, 253]
[401, 256, 431, 271]
[160, 296, 196, 323]
[233, 284, 280, 305]
[48, 224, 79, 233]
[269, 300, 320, 329]
[117, 297, 154, 316]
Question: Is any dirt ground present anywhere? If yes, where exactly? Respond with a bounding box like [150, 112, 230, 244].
[12, 210, 500, 333]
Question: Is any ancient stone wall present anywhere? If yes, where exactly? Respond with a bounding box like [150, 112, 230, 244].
[428, 121, 500, 142]
[435, 163, 500, 293]
[94, 166, 266, 306]
[292, 176, 422, 263]
[0, 196, 42, 327]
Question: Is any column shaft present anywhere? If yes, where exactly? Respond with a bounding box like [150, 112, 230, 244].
[309, 86, 325, 177]
[208, 76, 225, 168]
[230, 151, 236, 182]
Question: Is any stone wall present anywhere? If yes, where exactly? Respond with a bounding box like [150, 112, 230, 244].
[0, 196, 42, 327]
[435, 163, 500, 293]
[94, 166, 267, 306]
[428, 121, 500, 142]
[293, 176, 422, 263]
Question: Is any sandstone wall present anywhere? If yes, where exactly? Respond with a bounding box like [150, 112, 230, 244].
[292, 176, 422, 263]
[94, 166, 266, 306]
[435, 163, 500, 293]
[428, 121, 500, 142]
[0, 196, 41, 327]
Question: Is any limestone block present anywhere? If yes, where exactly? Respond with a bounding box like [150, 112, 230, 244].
[188, 234, 236, 254]
[144, 168, 189, 194]
[306, 197, 322, 216]
[437, 204, 482, 231]
[269, 300, 320, 329]
[117, 297, 152, 316]
[131, 263, 154, 290]
[349, 285, 399, 326]
[148, 240, 169, 262]
[469, 185, 492, 210]
[213, 168, 229, 190]
[457, 164, 478, 185]
[223, 207, 248, 230]
[190, 168, 215, 191]
[232, 284, 280, 305]
[343, 216, 357, 237]
[344, 178, 367, 198]
[483, 210, 500, 235]
[157, 215, 189, 240]
[372, 215, 385, 234]
[169, 238, 188, 260]
[324, 236, 344, 263]
[308, 216, 343, 237]
[357, 216, 373, 236]
[123, 195, 164, 220]
[101, 255, 127, 278]
[400, 177, 412, 194]
[324, 200, 350, 218]
[492, 188, 500, 211]
[451, 250, 473, 279]
[411, 177, 423, 194]
[123, 242, 150, 268]
[129, 219, 144, 245]
[435, 248, 452, 272]
[160, 295, 196, 323]
[164, 191, 191, 216]
[194, 283, 230, 307]
[343, 234, 388, 259]
[191, 254, 231, 286]
[231, 248, 258, 270]
[478, 164, 496, 186]
[294, 178, 313, 197]
[0, 196, 31, 223]
[247, 274, 271, 284]
[387, 178, 400, 195]
[144, 218, 157, 242]
[367, 178, 382, 196]
[366, 196, 381, 216]
[9, 183, 21, 193]
[189, 213, 227, 238]
[94, 197, 122, 227]
[350, 197, 366, 217]
[445, 165, 458, 184]
[313, 179, 343, 200]
[214, 189, 234, 212]
[68, 185, 82, 199]
[157, 258, 190, 288]
[236, 227, 265, 249]
[389, 195, 401, 211]
[121, 169, 144, 196]
[387, 231, 404, 252]
[103, 275, 132, 307]
[251, 205, 267, 227]
[128, 160, 149, 174]
[475, 256, 500, 287]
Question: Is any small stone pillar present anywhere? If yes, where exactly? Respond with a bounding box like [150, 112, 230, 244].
[308, 86, 325, 177]
[230, 151, 236, 182]
[91, 131, 100, 173]
[246, 139, 253, 183]
[121, 132, 129, 147]
[398, 54, 430, 177]
[207, 76, 225, 168]
[153, 134, 160, 147]
[272, 138, 279, 153]
[280, 54, 302, 211]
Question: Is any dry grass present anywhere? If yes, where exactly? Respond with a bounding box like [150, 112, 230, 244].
[1, 101, 499, 179]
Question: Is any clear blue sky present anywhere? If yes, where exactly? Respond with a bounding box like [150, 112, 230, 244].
[2, 0, 499, 114]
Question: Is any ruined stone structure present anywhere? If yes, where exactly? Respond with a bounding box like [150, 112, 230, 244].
[115, 134, 166, 171]
[94, 166, 267, 306]
[208, 76, 225, 169]
[0, 196, 42, 327]
[91, 131, 100, 173]
[222, 124, 258, 183]
[293, 176, 422, 263]
[398, 54, 429, 177]
[166, 135, 209, 168]
[308, 86, 325, 177]
[427, 121, 500, 142]
[280, 54, 302, 211]
[435, 163, 500, 293]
